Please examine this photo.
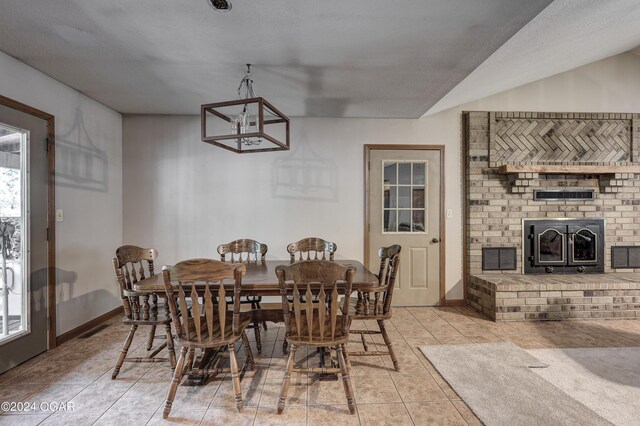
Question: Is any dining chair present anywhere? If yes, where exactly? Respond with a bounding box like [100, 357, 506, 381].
[275, 260, 356, 414]
[111, 245, 176, 379]
[217, 239, 268, 352]
[284, 237, 337, 353]
[161, 258, 255, 418]
[287, 237, 337, 262]
[346, 245, 401, 371]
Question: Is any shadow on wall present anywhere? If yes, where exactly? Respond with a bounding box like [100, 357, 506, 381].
[45, 268, 78, 307]
[28, 266, 78, 314]
[271, 134, 338, 202]
[56, 97, 108, 192]
[30, 266, 118, 335]
[56, 287, 120, 335]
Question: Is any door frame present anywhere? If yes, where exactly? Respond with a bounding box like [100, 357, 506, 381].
[364, 144, 446, 306]
[0, 94, 56, 350]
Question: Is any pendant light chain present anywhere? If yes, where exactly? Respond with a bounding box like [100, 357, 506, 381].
[237, 64, 256, 101]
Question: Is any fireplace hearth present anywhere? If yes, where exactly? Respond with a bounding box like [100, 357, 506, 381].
[523, 218, 605, 274]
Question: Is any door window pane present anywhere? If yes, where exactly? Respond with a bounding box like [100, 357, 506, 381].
[0, 124, 28, 343]
[398, 186, 411, 208]
[384, 210, 397, 232]
[412, 210, 425, 232]
[398, 163, 411, 184]
[384, 186, 397, 208]
[384, 163, 397, 185]
[412, 163, 425, 185]
[398, 210, 411, 232]
[412, 188, 425, 209]
[382, 160, 428, 233]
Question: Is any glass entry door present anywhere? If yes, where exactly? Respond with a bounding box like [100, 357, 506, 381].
[0, 124, 28, 342]
[0, 104, 49, 374]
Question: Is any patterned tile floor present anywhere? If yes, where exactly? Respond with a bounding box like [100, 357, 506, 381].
[2, 306, 640, 425]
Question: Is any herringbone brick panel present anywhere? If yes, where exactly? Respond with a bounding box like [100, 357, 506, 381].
[490, 114, 634, 166]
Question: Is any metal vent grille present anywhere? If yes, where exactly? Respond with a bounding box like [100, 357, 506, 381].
[482, 248, 517, 271]
[612, 246, 640, 269]
[533, 189, 595, 201]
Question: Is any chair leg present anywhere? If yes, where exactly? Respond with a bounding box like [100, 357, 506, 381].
[256, 301, 268, 331]
[253, 320, 262, 354]
[185, 348, 195, 371]
[229, 344, 244, 412]
[378, 320, 399, 372]
[278, 343, 297, 414]
[146, 325, 156, 351]
[165, 324, 177, 369]
[342, 343, 350, 372]
[336, 344, 356, 414]
[241, 331, 256, 371]
[162, 347, 187, 419]
[360, 332, 369, 352]
[112, 324, 137, 379]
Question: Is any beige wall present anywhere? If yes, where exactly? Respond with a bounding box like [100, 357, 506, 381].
[0, 51, 123, 334]
[122, 115, 465, 299]
[122, 52, 640, 302]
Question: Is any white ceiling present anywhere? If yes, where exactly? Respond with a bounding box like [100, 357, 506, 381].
[427, 0, 640, 115]
[0, 0, 553, 118]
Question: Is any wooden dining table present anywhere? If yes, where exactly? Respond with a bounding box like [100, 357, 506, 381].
[133, 259, 378, 323]
[134, 259, 376, 292]
[133, 259, 378, 383]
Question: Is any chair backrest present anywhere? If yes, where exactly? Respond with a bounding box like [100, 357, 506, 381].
[113, 245, 158, 319]
[217, 239, 267, 263]
[276, 260, 354, 344]
[162, 259, 246, 345]
[287, 237, 337, 262]
[374, 245, 401, 315]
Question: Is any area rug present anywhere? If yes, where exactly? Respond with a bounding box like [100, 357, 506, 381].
[419, 342, 613, 426]
[527, 347, 640, 426]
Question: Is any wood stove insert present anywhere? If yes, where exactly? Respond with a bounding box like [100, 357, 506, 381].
[523, 218, 605, 274]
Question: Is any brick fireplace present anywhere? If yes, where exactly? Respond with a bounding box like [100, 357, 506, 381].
[464, 111, 640, 320]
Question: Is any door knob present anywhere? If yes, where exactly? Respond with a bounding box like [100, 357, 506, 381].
[431, 238, 440, 244]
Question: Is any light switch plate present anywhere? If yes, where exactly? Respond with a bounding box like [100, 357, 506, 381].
[56, 209, 63, 222]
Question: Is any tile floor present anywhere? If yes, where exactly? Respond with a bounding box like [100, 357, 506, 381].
[2, 306, 640, 425]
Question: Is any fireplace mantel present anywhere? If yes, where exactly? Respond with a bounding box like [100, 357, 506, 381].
[495, 164, 639, 193]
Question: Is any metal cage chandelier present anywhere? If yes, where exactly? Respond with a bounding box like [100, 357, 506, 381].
[201, 64, 290, 153]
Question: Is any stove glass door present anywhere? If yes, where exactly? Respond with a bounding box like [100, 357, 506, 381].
[569, 226, 598, 264]
[533, 225, 566, 265]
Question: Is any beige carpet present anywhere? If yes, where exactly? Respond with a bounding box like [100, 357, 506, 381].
[420, 342, 613, 426]
[527, 347, 640, 426]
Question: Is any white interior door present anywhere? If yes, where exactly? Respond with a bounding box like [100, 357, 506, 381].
[367, 148, 442, 306]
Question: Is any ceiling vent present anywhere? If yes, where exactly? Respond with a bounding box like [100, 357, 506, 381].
[207, 0, 232, 12]
[533, 189, 595, 201]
